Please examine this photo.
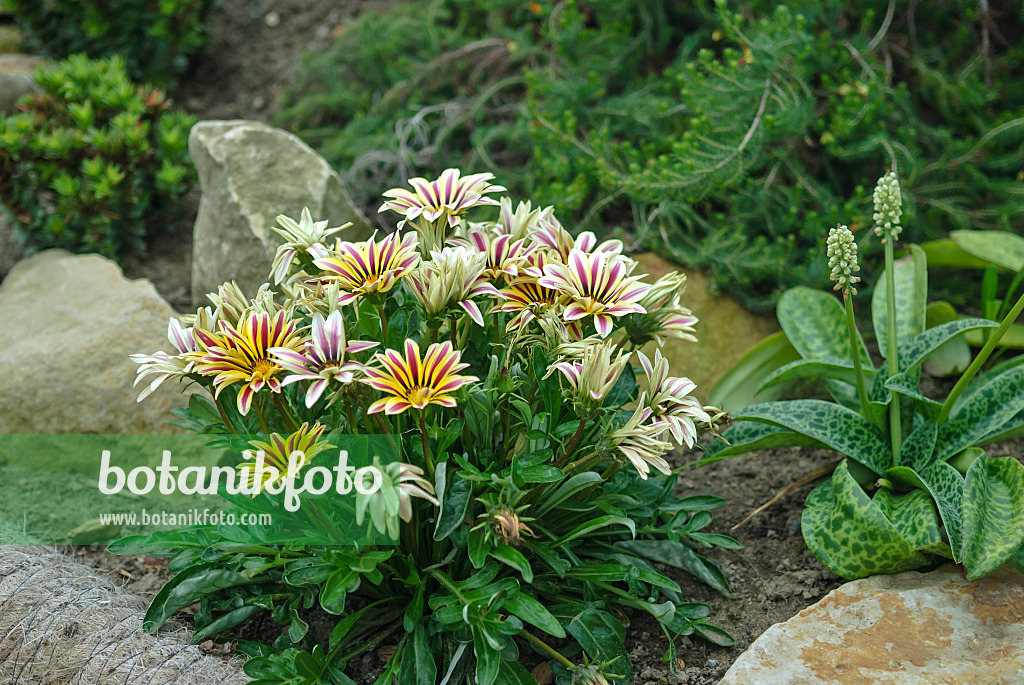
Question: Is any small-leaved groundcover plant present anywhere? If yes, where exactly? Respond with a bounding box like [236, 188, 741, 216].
[707, 172, 1024, 580]
[0, 54, 195, 258]
[120, 170, 737, 684]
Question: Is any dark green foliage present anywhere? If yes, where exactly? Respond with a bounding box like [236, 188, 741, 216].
[10, 0, 213, 86]
[280, 0, 1024, 309]
[0, 55, 195, 257]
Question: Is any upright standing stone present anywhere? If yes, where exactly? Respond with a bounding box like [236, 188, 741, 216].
[189, 120, 372, 306]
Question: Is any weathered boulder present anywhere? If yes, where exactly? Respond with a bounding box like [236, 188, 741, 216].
[189, 119, 372, 305]
[0, 54, 43, 115]
[0, 250, 187, 433]
[631, 252, 779, 399]
[719, 564, 1024, 685]
[0, 210, 23, 279]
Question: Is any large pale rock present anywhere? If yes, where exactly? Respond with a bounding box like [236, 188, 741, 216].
[0, 54, 43, 115]
[631, 253, 778, 399]
[190, 119, 372, 305]
[719, 564, 1024, 685]
[0, 250, 187, 433]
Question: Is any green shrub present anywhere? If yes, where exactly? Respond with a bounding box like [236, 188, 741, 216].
[279, 0, 1024, 310]
[10, 0, 213, 86]
[0, 55, 196, 258]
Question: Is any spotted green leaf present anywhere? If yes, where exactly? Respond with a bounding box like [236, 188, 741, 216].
[895, 420, 938, 472]
[802, 461, 931, 579]
[872, 488, 945, 556]
[873, 245, 928, 358]
[962, 456, 1024, 579]
[883, 374, 943, 420]
[757, 357, 876, 393]
[1013, 543, 1024, 575]
[950, 229, 1024, 272]
[699, 421, 826, 465]
[937, 365, 1024, 459]
[735, 400, 892, 474]
[923, 302, 971, 377]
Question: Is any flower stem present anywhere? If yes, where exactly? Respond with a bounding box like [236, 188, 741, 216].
[884, 240, 902, 454]
[254, 400, 271, 436]
[419, 411, 435, 478]
[272, 392, 298, 432]
[562, 450, 601, 475]
[343, 398, 360, 434]
[938, 288, 1024, 424]
[556, 418, 588, 468]
[212, 395, 236, 434]
[520, 629, 574, 670]
[843, 292, 873, 420]
[377, 305, 389, 344]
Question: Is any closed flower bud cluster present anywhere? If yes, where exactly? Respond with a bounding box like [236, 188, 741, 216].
[872, 171, 903, 242]
[826, 224, 860, 294]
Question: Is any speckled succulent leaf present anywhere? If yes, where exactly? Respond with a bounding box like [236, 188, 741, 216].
[872, 488, 944, 555]
[962, 455, 1024, 580]
[950, 229, 1024, 272]
[801, 461, 931, 579]
[778, 287, 871, 363]
[735, 400, 892, 474]
[1013, 542, 1024, 575]
[884, 462, 966, 563]
[883, 374, 943, 420]
[895, 419, 938, 471]
[936, 365, 1024, 459]
[923, 302, 972, 377]
[699, 421, 827, 466]
[757, 357, 874, 394]
[872, 245, 927, 359]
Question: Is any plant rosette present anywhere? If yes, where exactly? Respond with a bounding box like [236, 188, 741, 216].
[122, 171, 738, 684]
[707, 173, 1024, 581]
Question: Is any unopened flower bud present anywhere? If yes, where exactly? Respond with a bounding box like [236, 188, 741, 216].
[826, 224, 860, 294]
[872, 171, 903, 243]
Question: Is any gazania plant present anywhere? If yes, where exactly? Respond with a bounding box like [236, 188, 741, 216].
[120, 170, 736, 684]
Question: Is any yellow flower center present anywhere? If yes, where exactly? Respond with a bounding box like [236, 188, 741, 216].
[407, 386, 432, 406]
[251, 358, 277, 381]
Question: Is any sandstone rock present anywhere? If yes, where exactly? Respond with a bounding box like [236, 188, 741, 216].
[0, 54, 43, 116]
[0, 250, 188, 433]
[631, 252, 779, 399]
[719, 564, 1024, 685]
[0, 210, 24, 278]
[0, 54, 44, 78]
[189, 120, 372, 305]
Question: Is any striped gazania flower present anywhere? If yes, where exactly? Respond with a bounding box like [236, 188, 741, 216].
[270, 208, 350, 284]
[528, 213, 623, 265]
[537, 248, 651, 337]
[379, 169, 506, 230]
[457, 227, 533, 283]
[629, 271, 698, 347]
[356, 460, 440, 538]
[241, 422, 330, 495]
[550, 339, 631, 408]
[269, 311, 377, 408]
[638, 349, 710, 448]
[362, 339, 478, 415]
[494, 197, 553, 242]
[130, 318, 198, 401]
[312, 231, 420, 306]
[405, 246, 503, 326]
[196, 310, 305, 415]
[609, 398, 674, 480]
[493, 275, 566, 331]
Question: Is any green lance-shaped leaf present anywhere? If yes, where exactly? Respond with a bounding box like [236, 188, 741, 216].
[616, 539, 731, 597]
[566, 608, 631, 682]
[936, 365, 1024, 459]
[801, 461, 931, 579]
[872, 488, 946, 556]
[553, 516, 635, 546]
[707, 330, 801, 411]
[503, 593, 565, 638]
[735, 400, 892, 474]
[399, 621, 437, 685]
[872, 244, 928, 358]
[434, 462, 473, 541]
[143, 563, 252, 632]
[919, 238, 991, 269]
[962, 455, 1024, 579]
[950, 229, 1024, 272]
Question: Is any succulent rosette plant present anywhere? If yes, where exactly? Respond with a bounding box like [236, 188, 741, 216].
[707, 172, 1024, 581]
[121, 170, 735, 685]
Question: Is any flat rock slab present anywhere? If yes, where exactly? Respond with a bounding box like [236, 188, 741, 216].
[719, 564, 1024, 684]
